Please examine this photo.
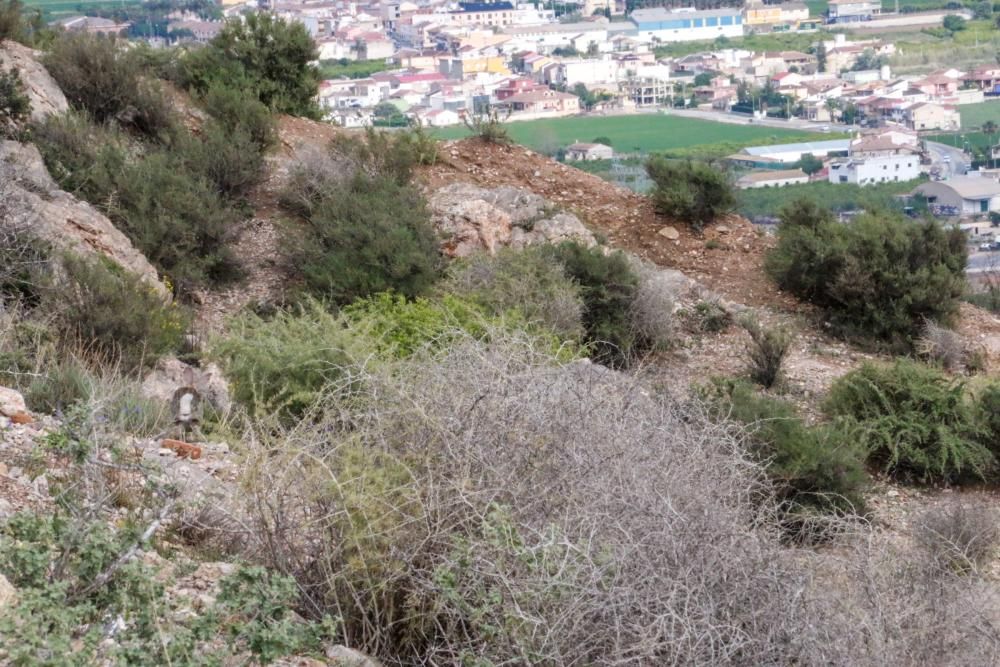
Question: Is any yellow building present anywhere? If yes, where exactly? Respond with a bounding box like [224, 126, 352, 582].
[744, 1, 810, 28]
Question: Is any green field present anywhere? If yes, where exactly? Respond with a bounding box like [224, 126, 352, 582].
[22, 0, 142, 20]
[927, 101, 1000, 157]
[436, 114, 821, 155]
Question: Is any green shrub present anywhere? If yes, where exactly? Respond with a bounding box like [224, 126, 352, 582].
[178, 13, 320, 118]
[199, 81, 276, 150]
[175, 120, 267, 200]
[690, 299, 732, 332]
[646, 157, 736, 230]
[44, 255, 189, 372]
[765, 199, 966, 348]
[286, 173, 440, 305]
[0, 0, 25, 43]
[977, 383, 1000, 451]
[0, 512, 329, 664]
[212, 299, 371, 420]
[0, 66, 29, 137]
[106, 149, 237, 288]
[33, 113, 239, 291]
[739, 314, 793, 389]
[549, 241, 640, 367]
[825, 360, 993, 484]
[341, 292, 490, 358]
[44, 32, 175, 139]
[442, 247, 585, 340]
[463, 106, 511, 144]
[709, 379, 868, 517]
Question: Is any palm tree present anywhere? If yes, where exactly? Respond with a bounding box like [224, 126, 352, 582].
[983, 120, 999, 168]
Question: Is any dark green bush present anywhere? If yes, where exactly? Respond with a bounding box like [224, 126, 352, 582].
[765, 199, 966, 348]
[709, 380, 868, 517]
[199, 82, 276, 150]
[286, 173, 440, 305]
[175, 120, 266, 200]
[739, 314, 793, 389]
[646, 157, 736, 230]
[825, 360, 993, 484]
[0, 66, 29, 136]
[179, 13, 320, 118]
[0, 0, 24, 43]
[44, 32, 175, 139]
[978, 383, 1000, 452]
[549, 241, 640, 367]
[44, 255, 189, 372]
[34, 113, 239, 290]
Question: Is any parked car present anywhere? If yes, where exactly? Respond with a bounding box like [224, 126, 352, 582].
[942, 155, 952, 163]
[979, 241, 1000, 251]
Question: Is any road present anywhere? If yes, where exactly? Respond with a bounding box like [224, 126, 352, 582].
[666, 108, 824, 132]
[924, 141, 971, 177]
[968, 251, 1000, 273]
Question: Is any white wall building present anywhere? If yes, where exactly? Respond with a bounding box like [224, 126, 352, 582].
[631, 7, 743, 43]
[828, 153, 920, 186]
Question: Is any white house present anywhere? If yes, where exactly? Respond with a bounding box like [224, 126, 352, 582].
[828, 134, 922, 186]
[566, 142, 614, 160]
[736, 169, 809, 189]
[631, 7, 743, 43]
[915, 177, 1000, 216]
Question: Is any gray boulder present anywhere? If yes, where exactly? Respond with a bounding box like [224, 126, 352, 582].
[0, 40, 69, 123]
[428, 182, 596, 257]
[1, 140, 166, 295]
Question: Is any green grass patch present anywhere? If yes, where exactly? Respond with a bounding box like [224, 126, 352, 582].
[317, 58, 390, 80]
[738, 177, 923, 218]
[436, 114, 821, 154]
[22, 0, 142, 20]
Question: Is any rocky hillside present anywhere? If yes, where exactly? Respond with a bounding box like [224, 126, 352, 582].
[4, 29, 1000, 666]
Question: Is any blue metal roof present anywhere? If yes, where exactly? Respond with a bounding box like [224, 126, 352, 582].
[459, 1, 514, 11]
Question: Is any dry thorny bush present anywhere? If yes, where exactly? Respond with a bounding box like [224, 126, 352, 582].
[219, 329, 1000, 665]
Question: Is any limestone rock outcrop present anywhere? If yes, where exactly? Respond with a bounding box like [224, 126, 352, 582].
[1, 140, 166, 294]
[141, 357, 231, 415]
[0, 40, 69, 122]
[428, 182, 596, 257]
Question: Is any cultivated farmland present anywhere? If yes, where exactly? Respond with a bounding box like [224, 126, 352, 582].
[436, 113, 817, 154]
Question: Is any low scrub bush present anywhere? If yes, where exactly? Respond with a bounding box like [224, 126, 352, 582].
[44, 255, 189, 373]
[463, 106, 511, 144]
[211, 299, 372, 420]
[328, 126, 437, 185]
[628, 264, 677, 350]
[284, 171, 439, 305]
[739, 314, 793, 389]
[228, 331, 1000, 664]
[549, 241, 641, 367]
[689, 299, 732, 332]
[442, 246, 585, 340]
[646, 157, 736, 230]
[708, 379, 868, 519]
[765, 199, 966, 348]
[44, 32, 175, 139]
[825, 360, 993, 484]
[917, 319, 967, 371]
[913, 500, 1000, 575]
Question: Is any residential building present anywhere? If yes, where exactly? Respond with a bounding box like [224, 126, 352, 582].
[566, 142, 615, 160]
[620, 74, 672, 106]
[827, 136, 920, 186]
[827, 0, 880, 24]
[736, 169, 809, 188]
[500, 88, 580, 116]
[962, 65, 1000, 94]
[631, 7, 744, 43]
[901, 102, 960, 131]
[915, 177, 1000, 216]
[166, 20, 223, 42]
